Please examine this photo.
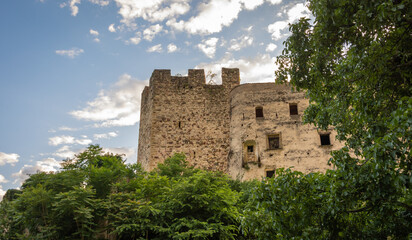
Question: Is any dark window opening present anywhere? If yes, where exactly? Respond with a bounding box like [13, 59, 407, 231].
[289, 104, 298, 115]
[266, 170, 275, 178]
[320, 134, 331, 145]
[255, 107, 263, 118]
[247, 145, 254, 153]
[178, 121, 181, 129]
[268, 135, 280, 149]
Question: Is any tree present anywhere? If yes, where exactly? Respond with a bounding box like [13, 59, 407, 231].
[275, 0, 411, 237]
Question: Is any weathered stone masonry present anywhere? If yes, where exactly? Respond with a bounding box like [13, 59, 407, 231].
[138, 68, 343, 180]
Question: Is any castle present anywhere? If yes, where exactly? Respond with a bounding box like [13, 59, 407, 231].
[137, 68, 343, 180]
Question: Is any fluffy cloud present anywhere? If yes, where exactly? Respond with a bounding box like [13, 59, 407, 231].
[267, 20, 289, 40]
[49, 135, 92, 146]
[12, 158, 61, 184]
[228, 35, 253, 51]
[167, 43, 178, 53]
[55, 48, 84, 58]
[198, 37, 219, 58]
[240, 0, 264, 10]
[167, 0, 242, 35]
[129, 36, 141, 45]
[143, 24, 163, 41]
[268, 3, 311, 40]
[54, 145, 76, 159]
[70, 0, 80, 16]
[90, 29, 99, 36]
[115, 0, 190, 24]
[0, 175, 8, 184]
[147, 44, 162, 53]
[49, 135, 75, 146]
[70, 74, 148, 127]
[89, 0, 109, 6]
[195, 53, 277, 84]
[94, 131, 118, 140]
[108, 23, 116, 32]
[104, 147, 136, 164]
[0, 188, 5, 201]
[266, 43, 278, 52]
[0, 152, 19, 166]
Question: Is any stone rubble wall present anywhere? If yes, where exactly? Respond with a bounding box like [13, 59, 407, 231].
[228, 83, 344, 180]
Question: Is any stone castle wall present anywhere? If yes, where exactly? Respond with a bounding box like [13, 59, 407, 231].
[137, 68, 240, 171]
[228, 83, 343, 180]
[138, 68, 343, 180]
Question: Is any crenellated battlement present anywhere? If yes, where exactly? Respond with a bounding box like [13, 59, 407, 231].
[148, 68, 240, 90]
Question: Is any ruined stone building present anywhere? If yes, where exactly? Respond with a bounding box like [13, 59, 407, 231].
[137, 68, 343, 180]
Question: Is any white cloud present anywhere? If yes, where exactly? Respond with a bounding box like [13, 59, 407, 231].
[267, 20, 289, 40]
[70, 0, 80, 16]
[12, 158, 61, 185]
[54, 145, 76, 159]
[94, 131, 118, 140]
[48, 135, 91, 146]
[228, 35, 253, 51]
[167, 0, 242, 35]
[55, 48, 84, 58]
[167, 43, 178, 53]
[70, 74, 148, 127]
[93, 38, 100, 43]
[266, 43, 278, 52]
[90, 29, 99, 36]
[240, 0, 264, 10]
[49, 136, 75, 146]
[198, 37, 219, 58]
[147, 44, 162, 53]
[58, 126, 78, 131]
[267, 3, 311, 40]
[287, 3, 311, 22]
[0, 187, 5, 201]
[129, 36, 141, 45]
[143, 24, 163, 41]
[89, 0, 109, 6]
[76, 138, 93, 145]
[267, 0, 282, 4]
[114, 0, 190, 24]
[0, 152, 19, 166]
[108, 23, 116, 32]
[196, 53, 277, 84]
[0, 175, 8, 184]
[104, 147, 136, 164]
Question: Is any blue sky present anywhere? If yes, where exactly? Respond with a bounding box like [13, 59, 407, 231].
[0, 0, 311, 198]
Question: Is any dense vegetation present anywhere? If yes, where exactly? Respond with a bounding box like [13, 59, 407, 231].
[1, 0, 410, 239]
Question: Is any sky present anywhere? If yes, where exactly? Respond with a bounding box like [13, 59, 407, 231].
[0, 0, 312, 199]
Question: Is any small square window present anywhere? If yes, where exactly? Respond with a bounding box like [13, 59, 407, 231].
[247, 145, 254, 153]
[289, 104, 298, 115]
[268, 135, 280, 149]
[320, 134, 331, 145]
[266, 170, 275, 178]
[255, 107, 264, 118]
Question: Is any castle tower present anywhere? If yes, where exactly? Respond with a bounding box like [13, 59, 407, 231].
[137, 68, 240, 171]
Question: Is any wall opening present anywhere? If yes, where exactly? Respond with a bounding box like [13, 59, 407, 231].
[247, 145, 254, 153]
[268, 134, 280, 149]
[289, 103, 298, 115]
[178, 121, 182, 129]
[320, 133, 331, 145]
[255, 107, 263, 118]
[266, 170, 275, 178]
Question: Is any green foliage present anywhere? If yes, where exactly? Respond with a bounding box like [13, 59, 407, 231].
[274, 0, 411, 238]
[0, 148, 243, 240]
